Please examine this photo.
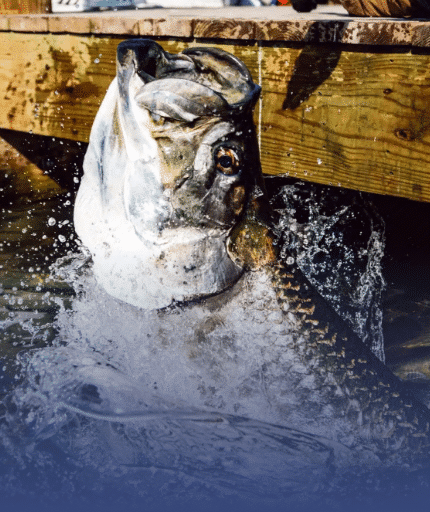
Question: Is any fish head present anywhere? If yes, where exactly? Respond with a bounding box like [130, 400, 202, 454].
[161, 116, 259, 230]
[117, 41, 263, 232]
[75, 40, 274, 308]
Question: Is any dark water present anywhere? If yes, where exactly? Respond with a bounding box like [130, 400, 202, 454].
[2, 183, 430, 512]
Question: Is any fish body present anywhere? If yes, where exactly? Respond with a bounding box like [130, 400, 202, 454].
[173, 214, 430, 466]
[267, 262, 430, 465]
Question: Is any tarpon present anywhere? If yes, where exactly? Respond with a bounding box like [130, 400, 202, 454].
[74, 39, 430, 466]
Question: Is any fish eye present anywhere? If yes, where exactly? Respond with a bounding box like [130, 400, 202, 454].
[215, 147, 240, 176]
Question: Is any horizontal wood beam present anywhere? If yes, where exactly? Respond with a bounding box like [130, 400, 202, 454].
[260, 45, 430, 203]
[1, 8, 430, 202]
[0, 6, 429, 47]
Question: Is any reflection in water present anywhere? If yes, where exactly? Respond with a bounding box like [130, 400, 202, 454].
[1, 188, 430, 511]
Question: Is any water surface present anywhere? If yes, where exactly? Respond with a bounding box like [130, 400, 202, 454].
[2, 185, 430, 512]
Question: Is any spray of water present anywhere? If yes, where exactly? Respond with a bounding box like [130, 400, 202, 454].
[0, 188, 397, 507]
[270, 181, 386, 361]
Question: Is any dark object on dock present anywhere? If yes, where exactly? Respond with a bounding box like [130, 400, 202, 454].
[292, 0, 430, 16]
[291, 0, 324, 12]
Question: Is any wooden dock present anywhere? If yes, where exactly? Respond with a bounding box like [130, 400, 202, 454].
[1, 5, 430, 202]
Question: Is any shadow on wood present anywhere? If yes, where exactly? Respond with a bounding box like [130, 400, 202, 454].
[283, 42, 342, 110]
[0, 128, 86, 195]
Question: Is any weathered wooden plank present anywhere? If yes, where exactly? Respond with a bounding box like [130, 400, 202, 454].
[0, 33, 258, 142]
[153, 17, 192, 38]
[253, 19, 420, 46]
[0, 7, 430, 48]
[49, 14, 90, 33]
[0, 15, 8, 29]
[259, 45, 430, 202]
[8, 13, 49, 31]
[0, 33, 117, 141]
[2, 31, 430, 202]
[193, 17, 256, 40]
[89, 15, 140, 36]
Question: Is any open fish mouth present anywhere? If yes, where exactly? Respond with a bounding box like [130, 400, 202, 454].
[74, 40, 266, 310]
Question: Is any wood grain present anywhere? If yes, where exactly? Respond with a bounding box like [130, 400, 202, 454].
[0, 34, 257, 142]
[0, 33, 117, 141]
[0, 15, 8, 29]
[48, 15, 90, 33]
[8, 13, 49, 31]
[89, 15, 140, 36]
[0, 0, 50, 14]
[0, 7, 429, 48]
[254, 19, 418, 46]
[193, 17, 256, 40]
[259, 45, 430, 202]
[154, 17, 192, 38]
[1, 31, 430, 202]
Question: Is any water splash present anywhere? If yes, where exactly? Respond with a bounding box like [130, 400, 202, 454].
[0, 247, 384, 506]
[270, 180, 386, 361]
[0, 190, 423, 510]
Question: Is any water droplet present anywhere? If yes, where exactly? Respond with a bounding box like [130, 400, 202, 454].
[48, 217, 56, 226]
[58, 235, 66, 243]
[94, 58, 100, 64]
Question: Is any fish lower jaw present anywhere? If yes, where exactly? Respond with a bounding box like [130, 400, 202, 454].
[89, 226, 243, 310]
